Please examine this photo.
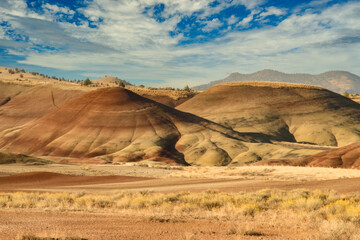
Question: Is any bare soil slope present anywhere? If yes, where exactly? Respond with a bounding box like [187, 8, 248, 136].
[127, 86, 195, 107]
[0, 82, 86, 134]
[296, 142, 360, 168]
[178, 82, 360, 147]
[92, 76, 132, 87]
[0, 88, 269, 166]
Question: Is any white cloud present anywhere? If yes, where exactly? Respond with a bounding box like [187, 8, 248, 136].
[237, 10, 258, 27]
[0, 0, 359, 88]
[0, 0, 45, 20]
[259, 7, 286, 19]
[43, 3, 75, 15]
[202, 18, 223, 32]
[0, 28, 4, 39]
[227, 15, 238, 25]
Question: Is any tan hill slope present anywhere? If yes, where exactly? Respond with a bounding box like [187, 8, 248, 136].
[193, 69, 360, 93]
[0, 66, 78, 86]
[127, 86, 196, 107]
[0, 81, 87, 134]
[92, 76, 132, 87]
[298, 143, 360, 168]
[253, 142, 360, 169]
[92, 77, 195, 107]
[0, 66, 195, 108]
[0, 87, 276, 166]
[177, 82, 360, 147]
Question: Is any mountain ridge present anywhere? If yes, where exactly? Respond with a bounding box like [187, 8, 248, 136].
[193, 69, 360, 93]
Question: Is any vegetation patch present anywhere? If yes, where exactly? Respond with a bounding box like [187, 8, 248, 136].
[0, 152, 51, 165]
[21, 235, 86, 240]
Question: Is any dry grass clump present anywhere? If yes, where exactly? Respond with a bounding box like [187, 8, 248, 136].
[168, 166, 360, 181]
[2, 189, 360, 239]
[21, 235, 86, 240]
[243, 230, 264, 236]
[1, 189, 360, 223]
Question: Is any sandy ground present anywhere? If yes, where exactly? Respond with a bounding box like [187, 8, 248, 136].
[1, 164, 360, 194]
[1, 164, 360, 239]
[0, 209, 316, 240]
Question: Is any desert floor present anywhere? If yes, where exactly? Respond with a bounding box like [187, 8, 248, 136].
[1, 163, 360, 239]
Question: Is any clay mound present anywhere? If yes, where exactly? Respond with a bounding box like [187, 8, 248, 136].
[0, 172, 152, 190]
[298, 142, 360, 168]
[92, 76, 132, 86]
[0, 88, 268, 166]
[0, 82, 86, 134]
[177, 81, 360, 147]
[253, 142, 360, 169]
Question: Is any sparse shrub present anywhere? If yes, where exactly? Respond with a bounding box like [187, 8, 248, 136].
[226, 226, 238, 235]
[240, 204, 258, 217]
[0, 189, 359, 228]
[343, 91, 350, 98]
[119, 81, 125, 88]
[316, 219, 357, 240]
[243, 230, 264, 236]
[21, 235, 86, 240]
[183, 85, 191, 92]
[200, 198, 223, 210]
[20, 74, 23, 78]
[82, 78, 92, 86]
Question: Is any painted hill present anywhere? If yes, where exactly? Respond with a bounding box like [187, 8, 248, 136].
[193, 70, 360, 93]
[253, 142, 360, 169]
[177, 81, 360, 147]
[0, 87, 273, 166]
[298, 143, 360, 168]
[0, 81, 87, 134]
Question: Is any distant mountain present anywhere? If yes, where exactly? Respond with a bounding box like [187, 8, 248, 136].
[193, 70, 360, 93]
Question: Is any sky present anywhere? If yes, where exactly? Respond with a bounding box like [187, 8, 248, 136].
[0, 0, 359, 87]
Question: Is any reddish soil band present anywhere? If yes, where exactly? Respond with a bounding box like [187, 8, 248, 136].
[0, 172, 153, 190]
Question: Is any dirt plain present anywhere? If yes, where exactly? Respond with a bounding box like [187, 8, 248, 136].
[1, 164, 360, 239]
[2, 164, 360, 194]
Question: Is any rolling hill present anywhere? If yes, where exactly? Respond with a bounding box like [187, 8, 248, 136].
[0, 81, 87, 134]
[193, 69, 360, 93]
[92, 76, 132, 87]
[2, 67, 360, 167]
[177, 81, 360, 147]
[0, 87, 274, 166]
[253, 142, 360, 169]
[299, 142, 360, 168]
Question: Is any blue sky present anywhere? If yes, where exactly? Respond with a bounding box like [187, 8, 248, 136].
[0, 0, 359, 87]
